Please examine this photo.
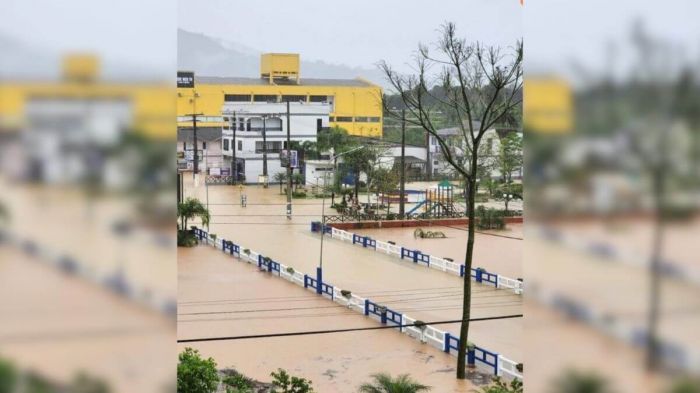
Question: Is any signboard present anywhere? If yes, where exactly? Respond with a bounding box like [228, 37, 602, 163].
[184, 150, 203, 161]
[280, 149, 299, 168]
[177, 71, 195, 88]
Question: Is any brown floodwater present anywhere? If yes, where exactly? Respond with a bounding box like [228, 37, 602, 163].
[178, 245, 481, 392]
[182, 178, 522, 363]
[0, 246, 175, 393]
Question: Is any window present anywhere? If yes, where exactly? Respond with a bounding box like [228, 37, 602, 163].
[368, 117, 380, 122]
[281, 95, 307, 102]
[329, 116, 335, 122]
[255, 141, 283, 153]
[265, 117, 283, 131]
[253, 94, 278, 102]
[317, 118, 323, 131]
[237, 140, 242, 151]
[224, 94, 251, 102]
[183, 141, 187, 150]
[223, 139, 229, 151]
[355, 117, 369, 122]
[202, 141, 207, 150]
[309, 95, 329, 103]
[335, 116, 353, 122]
[238, 117, 245, 131]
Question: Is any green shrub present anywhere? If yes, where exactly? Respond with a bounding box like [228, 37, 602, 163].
[177, 348, 219, 393]
[177, 230, 198, 247]
[475, 376, 522, 393]
[292, 191, 307, 199]
[222, 371, 254, 393]
[270, 369, 314, 393]
[0, 358, 18, 393]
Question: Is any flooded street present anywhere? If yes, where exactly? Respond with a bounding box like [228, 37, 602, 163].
[178, 245, 477, 392]
[0, 246, 175, 392]
[181, 177, 523, 373]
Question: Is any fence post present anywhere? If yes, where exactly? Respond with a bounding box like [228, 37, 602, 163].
[444, 332, 451, 353]
[460, 265, 465, 277]
[316, 267, 323, 295]
[475, 268, 483, 283]
[303, 274, 309, 289]
[364, 299, 369, 316]
[363, 236, 368, 248]
[400, 247, 405, 259]
[380, 309, 387, 324]
[268, 259, 273, 273]
[413, 250, 419, 263]
[467, 348, 476, 367]
[257, 255, 262, 268]
[494, 274, 500, 288]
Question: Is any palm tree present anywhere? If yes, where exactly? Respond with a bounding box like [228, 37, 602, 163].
[358, 373, 430, 393]
[549, 370, 616, 393]
[273, 172, 287, 194]
[177, 197, 210, 231]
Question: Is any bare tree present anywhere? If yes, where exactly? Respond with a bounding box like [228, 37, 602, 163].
[379, 22, 522, 379]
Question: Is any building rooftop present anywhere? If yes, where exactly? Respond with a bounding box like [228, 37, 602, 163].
[195, 76, 375, 88]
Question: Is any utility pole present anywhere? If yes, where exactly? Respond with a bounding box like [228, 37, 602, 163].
[426, 130, 431, 181]
[183, 112, 203, 180]
[286, 101, 293, 219]
[399, 108, 406, 218]
[231, 111, 237, 184]
[262, 115, 268, 187]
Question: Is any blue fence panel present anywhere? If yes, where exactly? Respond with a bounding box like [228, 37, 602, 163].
[365, 300, 402, 330]
[416, 252, 430, 266]
[443, 333, 499, 375]
[303, 275, 334, 299]
[474, 346, 499, 375]
[311, 221, 321, 232]
[269, 260, 280, 275]
[232, 243, 240, 256]
[364, 237, 376, 249]
[352, 234, 363, 245]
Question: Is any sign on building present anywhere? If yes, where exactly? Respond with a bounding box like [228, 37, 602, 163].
[280, 149, 299, 168]
[177, 71, 195, 88]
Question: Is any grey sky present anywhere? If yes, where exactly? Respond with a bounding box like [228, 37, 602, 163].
[178, 0, 522, 74]
[1, 0, 176, 76]
[527, 0, 700, 80]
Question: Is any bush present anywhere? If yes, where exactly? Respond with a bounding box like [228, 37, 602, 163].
[292, 191, 307, 199]
[286, 267, 295, 274]
[476, 376, 523, 393]
[340, 289, 352, 298]
[475, 206, 507, 230]
[177, 230, 198, 247]
[270, 369, 314, 393]
[177, 348, 219, 393]
[222, 371, 254, 393]
[0, 358, 18, 393]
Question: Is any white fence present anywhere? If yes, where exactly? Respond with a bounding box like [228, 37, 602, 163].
[194, 227, 523, 380]
[317, 224, 524, 295]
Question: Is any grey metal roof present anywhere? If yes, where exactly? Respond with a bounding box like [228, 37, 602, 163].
[177, 127, 222, 142]
[194, 76, 374, 87]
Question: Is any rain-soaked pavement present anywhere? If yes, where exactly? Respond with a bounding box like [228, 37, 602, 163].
[179, 244, 482, 392]
[182, 177, 523, 367]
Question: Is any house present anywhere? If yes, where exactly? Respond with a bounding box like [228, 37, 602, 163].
[176, 128, 223, 174]
[220, 101, 331, 183]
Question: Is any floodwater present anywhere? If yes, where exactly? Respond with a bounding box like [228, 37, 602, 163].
[0, 175, 176, 304]
[182, 177, 522, 363]
[0, 246, 175, 392]
[178, 245, 477, 392]
[525, 221, 700, 392]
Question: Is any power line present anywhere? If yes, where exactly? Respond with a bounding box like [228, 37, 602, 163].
[177, 314, 523, 343]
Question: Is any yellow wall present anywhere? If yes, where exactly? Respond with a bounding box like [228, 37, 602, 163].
[0, 81, 175, 140]
[177, 81, 383, 137]
[524, 77, 573, 134]
[260, 53, 300, 81]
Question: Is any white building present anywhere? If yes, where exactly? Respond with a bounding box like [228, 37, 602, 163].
[221, 101, 331, 183]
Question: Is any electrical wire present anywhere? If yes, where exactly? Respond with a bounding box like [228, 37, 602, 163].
[177, 314, 523, 343]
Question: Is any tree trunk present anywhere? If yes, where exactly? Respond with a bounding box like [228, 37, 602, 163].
[457, 170, 477, 379]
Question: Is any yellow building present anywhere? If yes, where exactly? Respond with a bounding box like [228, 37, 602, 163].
[177, 53, 383, 137]
[0, 54, 175, 140]
[524, 76, 574, 134]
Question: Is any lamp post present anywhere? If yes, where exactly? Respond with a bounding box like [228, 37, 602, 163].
[317, 145, 365, 294]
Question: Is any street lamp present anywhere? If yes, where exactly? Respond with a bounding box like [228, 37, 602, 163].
[316, 145, 365, 294]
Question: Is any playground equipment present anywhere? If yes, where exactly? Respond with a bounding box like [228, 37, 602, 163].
[406, 180, 463, 218]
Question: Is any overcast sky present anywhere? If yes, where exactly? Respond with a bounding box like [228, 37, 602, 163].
[178, 0, 522, 73]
